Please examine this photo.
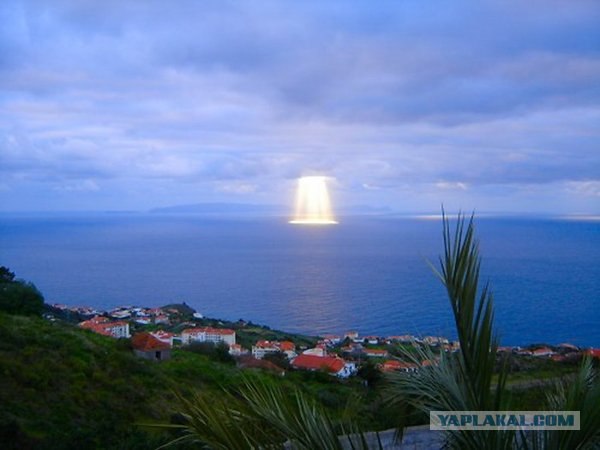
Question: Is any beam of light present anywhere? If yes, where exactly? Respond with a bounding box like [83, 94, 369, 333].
[289, 176, 338, 225]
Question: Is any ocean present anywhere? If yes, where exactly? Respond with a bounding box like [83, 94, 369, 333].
[1, 214, 598, 346]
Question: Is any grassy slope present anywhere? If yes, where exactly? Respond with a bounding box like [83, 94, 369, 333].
[0, 313, 227, 449]
[0, 313, 367, 449]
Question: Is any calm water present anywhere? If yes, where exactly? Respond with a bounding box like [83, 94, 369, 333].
[1, 214, 598, 346]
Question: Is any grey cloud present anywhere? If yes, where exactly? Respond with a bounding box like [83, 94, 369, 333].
[0, 0, 599, 212]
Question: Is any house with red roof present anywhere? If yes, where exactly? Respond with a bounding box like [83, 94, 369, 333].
[252, 340, 297, 359]
[381, 360, 418, 373]
[181, 327, 236, 346]
[132, 332, 171, 361]
[149, 330, 175, 347]
[79, 316, 130, 338]
[228, 343, 246, 356]
[291, 354, 356, 378]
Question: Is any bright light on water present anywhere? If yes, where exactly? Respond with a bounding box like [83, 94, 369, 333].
[290, 176, 338, 225]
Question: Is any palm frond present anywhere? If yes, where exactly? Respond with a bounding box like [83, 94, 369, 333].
[388, 211, 515, 449]
[519, 356, 600, 450]
[151, 376, 381, 450]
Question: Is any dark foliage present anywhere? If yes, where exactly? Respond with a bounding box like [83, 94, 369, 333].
[0, 267, 44, 316]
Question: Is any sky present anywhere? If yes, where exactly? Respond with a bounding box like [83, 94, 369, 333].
[1, 0, 599, 215]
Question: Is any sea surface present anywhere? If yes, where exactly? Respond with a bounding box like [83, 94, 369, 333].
[1, 214, 598, 346]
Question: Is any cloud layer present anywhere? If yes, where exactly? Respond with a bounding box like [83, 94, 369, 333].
[1, 0, 599, 213]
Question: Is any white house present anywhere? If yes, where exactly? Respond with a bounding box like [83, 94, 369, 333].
[79, 316, 130, 339]
[181, 327, 236, 346]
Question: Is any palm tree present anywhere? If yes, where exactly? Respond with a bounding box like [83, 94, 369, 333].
[386, 212, 600, 449]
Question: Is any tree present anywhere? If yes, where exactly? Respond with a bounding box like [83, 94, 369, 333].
[0, 266, 15, 283]
[357, 359, 382, 387]
[263, 351, 290, 370]
[386, 213, 600, 449]
[0, 267, 44, 316]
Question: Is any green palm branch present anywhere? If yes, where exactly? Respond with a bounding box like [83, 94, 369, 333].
[386, 211, 514, 449]
[520, 356, 600, 450]
[149, 376, 381, 449]
[386, 211, 599, 449]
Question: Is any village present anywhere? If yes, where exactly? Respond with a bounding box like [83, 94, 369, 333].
[49, 302, 600, 379]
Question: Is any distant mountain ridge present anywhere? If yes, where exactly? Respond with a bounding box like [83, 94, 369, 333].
[149, 202, 394, 216]
[149, 203, 286, 216]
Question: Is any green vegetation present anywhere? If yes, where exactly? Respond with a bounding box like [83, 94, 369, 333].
[0, 312, 170, 449]
[0, 311, 387, 449]
[0, 266, 44, 316]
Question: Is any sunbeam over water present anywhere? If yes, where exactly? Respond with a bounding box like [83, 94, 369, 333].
[289, 176, 338, 225]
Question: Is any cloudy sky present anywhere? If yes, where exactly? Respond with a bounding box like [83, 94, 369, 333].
[1, 0, 599, 214]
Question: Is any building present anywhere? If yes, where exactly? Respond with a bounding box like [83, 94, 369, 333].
[181, 327, 236, 346]
[381, 360, 418, 373]
[344, 331, 359, 340]
[153, 314, 170, 325]
[365, 349, 389, 358]
[386, 335, 416, 344]
[229, 343, 246, 356]
[252, 340, 296, 359]
[531, 347, 555, 357]
[149, 330, 175, 347]
[110, 309, 132, 320]
[322, 335, 341, 345]
[79, 316, 130, 338]
[291, 354, 356, 378]
[132, 333, 171, 361]
[423, 336, 449, 346]
[302, 346, 327, 357]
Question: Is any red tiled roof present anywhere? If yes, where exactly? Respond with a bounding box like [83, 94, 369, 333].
[291, 354, 345, 373]
[279, 341, 295, 352]
[132, 333, 170, 351]
[254, 340, 295, 351]
[586, 349, 600, 358]
[79, 316, 127, 336]
[381, 360, 418, 371]
[80, 322, 112, 336]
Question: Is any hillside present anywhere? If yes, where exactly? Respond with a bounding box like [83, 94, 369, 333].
[0, 312, 173, 448]
[0, 313, 378, 449]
